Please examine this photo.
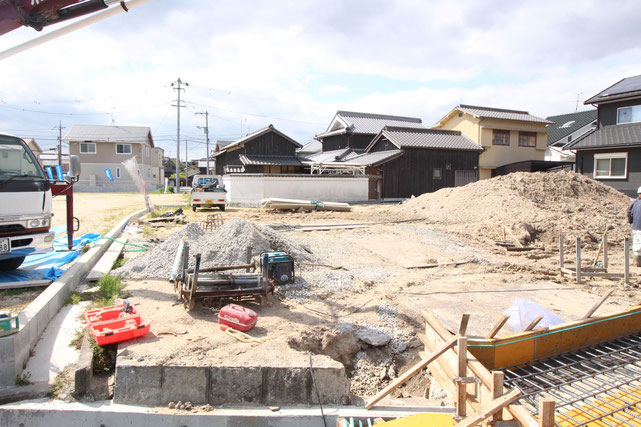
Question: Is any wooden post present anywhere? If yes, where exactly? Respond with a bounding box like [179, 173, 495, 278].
[457, 337, 468, 419]
[246, 246, 253, 272]
[576, 237, 582, 284]
[625, 237, 630, 284]
[458, 313, 471, 336]
[491, 371, 504, 423]
[559, 234, 564, 273]
[603, 234, 608, 269]
[538, 398, 556, 427]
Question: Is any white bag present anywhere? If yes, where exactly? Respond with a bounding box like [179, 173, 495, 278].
[503, 299, 564, 334]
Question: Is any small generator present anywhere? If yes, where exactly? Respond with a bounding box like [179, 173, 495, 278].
[260, 252, 295, 285]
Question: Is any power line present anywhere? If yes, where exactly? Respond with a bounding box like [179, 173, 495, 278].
[182, 100, 325, 125]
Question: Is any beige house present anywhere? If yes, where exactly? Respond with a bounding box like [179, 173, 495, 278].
[65, 125, 164, 192]
[433, 105, 551, 179]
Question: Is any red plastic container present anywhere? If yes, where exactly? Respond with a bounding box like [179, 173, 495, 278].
[218, 304, 258, 332]
[88, 316, 151, 346]
[84, 303, 138, 325]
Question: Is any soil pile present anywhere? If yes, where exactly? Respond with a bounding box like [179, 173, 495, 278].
[396, 171, 632, 245]
[115, 218, 314, 279]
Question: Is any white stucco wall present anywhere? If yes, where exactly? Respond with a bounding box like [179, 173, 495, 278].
[221, 174, 370, 205]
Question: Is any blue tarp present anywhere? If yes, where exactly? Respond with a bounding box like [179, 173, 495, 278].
[0, 226, 101, 283]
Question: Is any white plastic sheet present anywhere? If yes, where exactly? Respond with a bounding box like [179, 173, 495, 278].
[632, 229, 641, 256]
[504, 298, 565, 333]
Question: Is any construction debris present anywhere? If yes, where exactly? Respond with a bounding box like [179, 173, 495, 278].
[262, 197, 352, 212]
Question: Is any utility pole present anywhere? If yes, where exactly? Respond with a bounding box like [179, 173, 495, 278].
[185, 138, 188, 180]
[196, 111, 210, 175]
[171, 77, 188, 188]
[53, 121, 65, 166]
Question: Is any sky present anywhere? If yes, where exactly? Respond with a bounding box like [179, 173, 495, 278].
[1, 0, 640, 160]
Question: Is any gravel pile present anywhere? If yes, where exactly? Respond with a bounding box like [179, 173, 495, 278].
[115, 218, 314, 280]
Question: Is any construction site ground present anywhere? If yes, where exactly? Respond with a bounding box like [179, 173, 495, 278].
[8, 171, 641, 411]
[110, 171, 641, 407]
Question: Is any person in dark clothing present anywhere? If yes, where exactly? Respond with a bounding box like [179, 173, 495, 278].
[627, 186, 641, 266]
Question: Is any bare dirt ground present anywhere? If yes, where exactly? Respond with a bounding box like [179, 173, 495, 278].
[111, 171, 641, 406]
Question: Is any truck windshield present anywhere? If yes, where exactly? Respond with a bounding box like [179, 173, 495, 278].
[0, 136, 46, 181]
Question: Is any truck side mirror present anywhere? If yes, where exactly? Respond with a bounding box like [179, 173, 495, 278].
[68, 155, 81, 180]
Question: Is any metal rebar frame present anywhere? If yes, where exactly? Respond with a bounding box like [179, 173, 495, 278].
[502, 333, 641, 426]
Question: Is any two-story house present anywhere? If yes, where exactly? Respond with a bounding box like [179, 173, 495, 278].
[314, 110, 426, 153]
[545, 110, 597, 162]
[213, 124, 303, 174]
[65, 124, 164, 192]
[565, 75, 641, 197]
[433, 104, 551, 179]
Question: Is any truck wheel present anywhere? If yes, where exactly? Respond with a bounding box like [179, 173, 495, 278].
[192, 206, 197, 212]
[220, 205, 226, 211]
[0, 257, 25, 271]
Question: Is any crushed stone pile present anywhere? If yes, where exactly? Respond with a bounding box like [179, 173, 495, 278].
[395, 170, 633, 246]
[115, 217, 315, 280]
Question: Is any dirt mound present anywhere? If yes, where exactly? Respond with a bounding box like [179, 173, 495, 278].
[396, 171, 632, 245]
[116, 218, 314, 280]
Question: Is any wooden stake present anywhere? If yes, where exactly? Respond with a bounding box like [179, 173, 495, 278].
[524, 315, 544, 332]
[559, 234, 564, 272]
[454, 388, 522, 427]
[576, 237, 582, 284]
[491, 371, 505, 423]
[625, 237, 630, 284]
[603, 234, 609, 269]
[458, 313, 471, 336]
[538, 398, 556, 427]
[457, 337, 468, 419]
[364, 335, 458, 409]
[592, 225, 609, 268]
[486, 315, 510, 339]
[582, 289, 615, 319]
[506, 227, 523, 248]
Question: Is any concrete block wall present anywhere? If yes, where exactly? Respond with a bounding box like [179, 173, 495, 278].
[0, 207, 148, 386]
[222, 174, 370, 205]
[113, 358, 350, 406]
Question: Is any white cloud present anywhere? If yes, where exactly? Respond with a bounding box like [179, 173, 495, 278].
[0, 0, 640, 159]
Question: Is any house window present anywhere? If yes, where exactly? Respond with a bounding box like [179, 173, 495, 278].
[594, 152, 627, 179]
[492, 130, 510, 146]
[116, 167, 120, 178]
[433, 168, 442, 179]
[116, 144, 132, 154]
[80, 143, 96, 154]
[518, 131, 537, 147]
[617, 105, 641, 124]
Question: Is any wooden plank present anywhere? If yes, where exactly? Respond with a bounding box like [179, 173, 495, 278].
[0, 280, 51, 290]
[576, 237, 582, 284]
[86, 236, 127, 282]
[582, 289, 615, 319]
[458, 314, 471, 336]
[524, 315, 544, 332]
[491, 371, 505, 424]
[486, 315, 510, 339]
[364, 335, 458, 410]
[299, 225, 369, 232]
[454, 389, 522, 427]
[457, 337, 468, 418]
[422, 310, 538, 427]
[538, 398, 556, 427]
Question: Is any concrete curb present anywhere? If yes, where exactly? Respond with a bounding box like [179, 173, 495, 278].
[0, 207, 149, 386]
[0, 401, 455, 427]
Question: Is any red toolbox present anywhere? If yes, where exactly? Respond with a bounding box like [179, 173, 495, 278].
[218, 304, 258, 332]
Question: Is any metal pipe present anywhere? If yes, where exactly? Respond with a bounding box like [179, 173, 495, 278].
[169, 238, 185, 282]
[184, 262, 255, 274]
[0, 0, 153, 60]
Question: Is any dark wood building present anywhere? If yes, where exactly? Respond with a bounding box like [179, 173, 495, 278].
[214, 125, 303, 175]
[363, 127, 482, 198]
[315, 111, 426, 152]
[565, 74, 641, 197]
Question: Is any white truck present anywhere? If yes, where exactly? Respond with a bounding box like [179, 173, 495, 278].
[191, 175, 226, 212]
[0, 134, 79, 271]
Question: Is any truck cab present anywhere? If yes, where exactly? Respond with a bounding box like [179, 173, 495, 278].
[191, 174, 226, 212]
[0, 134, 55, 270]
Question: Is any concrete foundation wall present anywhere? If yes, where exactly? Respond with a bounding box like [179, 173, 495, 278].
[0, 208, 148, 386]
[221, 174, 370, 205]
[113, 357, 350, 406]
